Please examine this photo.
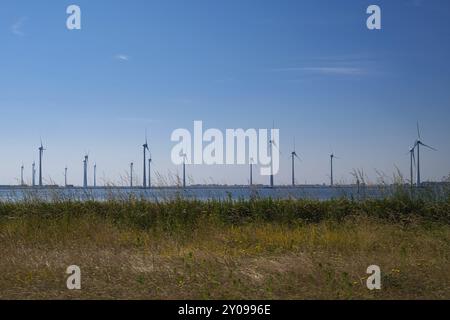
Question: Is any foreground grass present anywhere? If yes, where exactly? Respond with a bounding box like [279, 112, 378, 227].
[0, 198, 449, 299]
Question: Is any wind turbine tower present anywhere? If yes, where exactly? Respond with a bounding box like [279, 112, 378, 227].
[330, 153, 337, 187]
[249, 158, 254, 186]
[143, 135, 149, 188]
[130, 162, 134, 187]
[64, 166, 68, 187]
[148, 157, 152, 188]
[83, 155, 88, 188]
[291, 138, 301, 187]
[94, 163, 97, 187]
[38, 141, 45, 187]
[32, 162, 36, 187]
[20, 164, 24, 186]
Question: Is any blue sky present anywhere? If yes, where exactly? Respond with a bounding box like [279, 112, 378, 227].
[1, 0, 449, 186]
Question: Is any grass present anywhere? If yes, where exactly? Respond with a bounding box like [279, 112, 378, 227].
[0, 195, 449, 300]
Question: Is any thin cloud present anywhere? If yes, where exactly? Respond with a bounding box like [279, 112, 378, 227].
[272, 66, 366, 76]
[11, 17, 26, 36]
[298, 67, 366, 76]
[114, 54, 130, 61]
[271, 54, 376, 76]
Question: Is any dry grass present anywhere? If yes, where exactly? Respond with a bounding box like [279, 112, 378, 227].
[1, 200, 449, 300]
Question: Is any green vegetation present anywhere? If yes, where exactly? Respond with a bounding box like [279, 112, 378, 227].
[0, 195, 449, 299]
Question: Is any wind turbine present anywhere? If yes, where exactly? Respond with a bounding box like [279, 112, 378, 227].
[143, 133, 150, 188]
[182, 153, 187, 188]
[291, 138, 301, 186]
[20, 164, 24, 186]
[415, 122, 437, 186]
[38, 140, 45, 187]
[93, 164, 97, 187]
[83, 154, 89, 188]
[32, 162, 36, 187]
[330, 153, 340, 187]
[64, 166, 68, 187]
[249, 157, 254, 186]
[130, 162, 134, 187]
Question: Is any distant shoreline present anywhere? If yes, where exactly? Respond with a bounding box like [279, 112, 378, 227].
[0, 183, 447, 190]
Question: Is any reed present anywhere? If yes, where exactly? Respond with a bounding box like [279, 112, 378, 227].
[0, 194, 449, 299]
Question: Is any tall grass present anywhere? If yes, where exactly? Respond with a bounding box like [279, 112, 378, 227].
[1, 187, 449, 299]
[1, 193, 449, 233]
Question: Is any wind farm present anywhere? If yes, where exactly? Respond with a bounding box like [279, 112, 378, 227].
[2, 124, 441, 190]
[0, 123, 445, 204]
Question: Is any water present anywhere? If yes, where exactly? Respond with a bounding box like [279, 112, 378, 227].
[0, 185, 393, 202]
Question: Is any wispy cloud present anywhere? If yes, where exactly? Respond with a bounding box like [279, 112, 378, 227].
[292, 67, 365, 76]
[114, 54, 130, 62]
[271, 54, 377, 77]
[11, 17, 26, 36]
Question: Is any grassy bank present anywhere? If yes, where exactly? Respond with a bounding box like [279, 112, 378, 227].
[0, 197, 449, 299]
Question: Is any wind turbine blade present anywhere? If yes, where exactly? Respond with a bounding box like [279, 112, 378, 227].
[272, 141, 282, 155]
[419, 142, 437, 151]
[417, 121, 421, 140]
[412, 151, 416, 167]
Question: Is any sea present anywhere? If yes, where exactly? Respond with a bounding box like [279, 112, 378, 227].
[0, 185, 409, 202]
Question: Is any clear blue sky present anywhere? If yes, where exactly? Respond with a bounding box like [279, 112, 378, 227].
[1, 0, 449, 186]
